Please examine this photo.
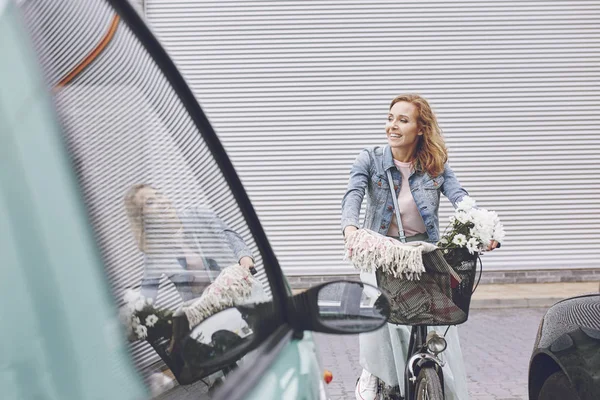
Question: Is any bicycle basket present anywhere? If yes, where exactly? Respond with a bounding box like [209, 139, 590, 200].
[375, 248, 479, 326]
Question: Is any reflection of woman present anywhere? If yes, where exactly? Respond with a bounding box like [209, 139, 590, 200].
[124, 184, 254, 301]
[342, 95, 498, 399]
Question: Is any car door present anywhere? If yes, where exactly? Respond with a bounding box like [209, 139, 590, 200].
[240, 332, 326, 400]
[12, 0, 329, 399]
[0, 2, 146, 399]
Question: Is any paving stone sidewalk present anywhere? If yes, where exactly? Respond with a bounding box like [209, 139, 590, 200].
[155, 282, 598, 399]
[314, 307, 548, 400]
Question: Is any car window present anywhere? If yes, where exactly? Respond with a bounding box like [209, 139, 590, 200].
[18, 0, 278, 396]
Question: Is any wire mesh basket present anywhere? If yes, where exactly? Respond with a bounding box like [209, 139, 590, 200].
[375, 248, 480, 326]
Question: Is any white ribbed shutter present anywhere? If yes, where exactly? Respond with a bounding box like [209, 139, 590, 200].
[145, 1, 600, 275]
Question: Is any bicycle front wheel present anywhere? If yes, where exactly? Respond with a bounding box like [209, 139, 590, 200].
[415, 367, 443, 400]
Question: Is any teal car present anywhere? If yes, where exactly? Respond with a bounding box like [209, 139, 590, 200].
[0, 0, 389, 399]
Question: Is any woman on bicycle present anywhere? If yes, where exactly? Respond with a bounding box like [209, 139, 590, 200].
[341, 94, 498, 400]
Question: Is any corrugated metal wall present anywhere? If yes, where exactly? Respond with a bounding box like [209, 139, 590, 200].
[144, 0, 600, 275]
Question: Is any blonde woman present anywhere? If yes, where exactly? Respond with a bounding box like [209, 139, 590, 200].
[342, 95, 498, 400]
[124, 184, 254, 301]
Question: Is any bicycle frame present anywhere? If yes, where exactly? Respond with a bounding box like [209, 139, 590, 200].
[404, 325, 446, 400]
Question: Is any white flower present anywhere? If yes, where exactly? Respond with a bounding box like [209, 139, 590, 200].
[146, 314, 159, 327]
[455, 210, 472, 225]
[132, 316, 141, 327]
[466, 237, 480, 254]
[456, 196, 476, 212]
[439, 238, 448, 245]
[470, 224, 491, 247]
[135, 324, 148, 340]
[468, 228, 481, 244]
[134, 299, 146, 312]
[452, 234, 467, 247]
[442, 197, 504, 250]
[123, 289, 142, 305]
[492, 219, 506, 243]
[474, 209, 499, 246]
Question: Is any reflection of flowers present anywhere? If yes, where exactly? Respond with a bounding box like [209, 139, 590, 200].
[146, 314, 159, 327]
[438, 196, 505, 255]
[119, 289, 173, 342]
[134, 299, 146, 312]
[124, 289, 141, 304]
[135, 324, 148, 339]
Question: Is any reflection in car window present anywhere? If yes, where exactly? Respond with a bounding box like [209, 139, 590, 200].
[19, 0, 273, 396]
[123, 183, 256, 301]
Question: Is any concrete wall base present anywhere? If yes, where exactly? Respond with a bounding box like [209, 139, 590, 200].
[286, 269, 600, 290]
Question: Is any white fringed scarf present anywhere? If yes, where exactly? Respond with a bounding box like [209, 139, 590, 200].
[179, 264, 259, 328]
[344, 228, 437, 280]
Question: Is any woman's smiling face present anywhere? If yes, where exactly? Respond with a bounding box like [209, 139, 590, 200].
[385, 101, 423, 152]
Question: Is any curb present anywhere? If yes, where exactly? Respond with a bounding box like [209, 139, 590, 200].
[470, 297, 562, 310]
[294, 283, 598, 310]
[293, 289, 562, 309]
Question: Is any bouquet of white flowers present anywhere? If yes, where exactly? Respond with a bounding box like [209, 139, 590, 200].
[118, 289, 173, 342]
[438, 196, 505, 255]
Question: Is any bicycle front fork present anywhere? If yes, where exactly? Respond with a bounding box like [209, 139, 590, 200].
[404, 325, 446, 399]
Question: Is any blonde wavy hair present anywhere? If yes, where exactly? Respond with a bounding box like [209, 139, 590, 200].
[123, 183, 151, 252]
[390, 94, 448, 177]
[123, 184, 183, 253]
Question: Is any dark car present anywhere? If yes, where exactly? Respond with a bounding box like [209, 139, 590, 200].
[528, 289, 600, 400]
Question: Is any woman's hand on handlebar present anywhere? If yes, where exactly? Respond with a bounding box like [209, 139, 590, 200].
[239, 256, 257, 275]
[486, 240, 500, 251]
[343, 225, 358, 240]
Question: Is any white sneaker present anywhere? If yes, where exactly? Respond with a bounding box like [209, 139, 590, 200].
[355, 369, 379, 400]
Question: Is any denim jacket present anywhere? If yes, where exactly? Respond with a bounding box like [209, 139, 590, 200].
[180, 205, 253, 266]
[341, 145, 469, 244]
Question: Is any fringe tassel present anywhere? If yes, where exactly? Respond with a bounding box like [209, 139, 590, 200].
[344, 229, 427, 280]
[180, 264, 256, 328]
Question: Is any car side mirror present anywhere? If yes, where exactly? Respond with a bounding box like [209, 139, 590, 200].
[289, 280, 390, 334]
[172, 301, 279, 382]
